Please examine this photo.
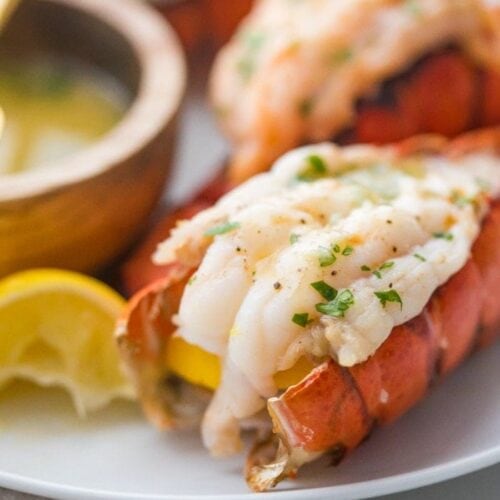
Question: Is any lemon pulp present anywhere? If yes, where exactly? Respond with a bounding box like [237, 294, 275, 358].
[0, 269, 134, 415]
[166, 336, 315, 390]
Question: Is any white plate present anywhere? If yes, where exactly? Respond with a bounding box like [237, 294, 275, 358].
[0, 341, 498, 500]
[1, 49, 499, 500]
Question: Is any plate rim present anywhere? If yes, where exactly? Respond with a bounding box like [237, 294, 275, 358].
[0, 442, 498, 499]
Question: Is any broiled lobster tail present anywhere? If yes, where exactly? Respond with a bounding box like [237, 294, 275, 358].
[211, 0, 500, 182]
[117, 130, 500, 492]
[246, 152, 500, 491]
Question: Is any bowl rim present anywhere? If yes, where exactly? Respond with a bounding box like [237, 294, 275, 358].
[0, 0, 186, 201]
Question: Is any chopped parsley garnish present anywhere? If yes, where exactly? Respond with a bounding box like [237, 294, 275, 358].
[236, 32, 267, 82]
[414, 253, 426, 262]
[243, 31, 266, 50]
[361, 261, 394, 279]
[290, 233, 300, 244]
[405, 0, 422, 17]
[298, 97, 314, 118]
[308, 155, 327, 174]
[450, 190, 474, 208]
[318, 246, 337, 267]
[204, 221, 240, 237]
[292, 312, 312, 328]
[318, 242, 356, 267]
[433, 231, 453, 241]
[31, 68, 72, 98]
[379, 261, 394, 271]
[342, 246, 354, 256]
[237, 58, 255, 81]
[188, 275, 197, 286]
[375, 290, 403, 310]
[311, 281, 337, 301]
[316, 289, 355, 318]
[329, 48, 353, 66]
[296, 154, 328, 182]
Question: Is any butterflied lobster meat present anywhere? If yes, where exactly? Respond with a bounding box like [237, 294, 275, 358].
[123, 0, 500, 296]
[116, 130, 500, 491]
[211, 0, 500, 182]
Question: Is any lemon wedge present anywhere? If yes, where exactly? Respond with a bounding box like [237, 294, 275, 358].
[166, 336, 315, 390]
[0, 269, 134, 415]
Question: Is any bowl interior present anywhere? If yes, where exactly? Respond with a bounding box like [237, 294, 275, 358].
[0, 0, 186, 201]
[0, 0, 140, 106]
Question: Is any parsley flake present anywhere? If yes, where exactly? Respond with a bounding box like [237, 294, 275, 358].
[290, 233, 300, 244]
[237, 58, 255, 81]
[405, 0, 422, 17]
[204, 221, 240, 237]
[315, 289, 355, 318]
[379, 261, 394, 271]
[362, 261, 394, 278]
[311, 281, 338, 301]
[296, 154, 328, 182]
[450, 190, 474, 208]
[414, 253, 426, 262]
[342, 246, 354, 256]
[292, 312, 312, 328]
[236, 31, 266, 82]
[308, 155, 327, 173]
[318, 242, 356, 267]
[329, 48, 353, 66]
[375, 290, 403, 310]
[318, 246, 337, 267]
[298, 97, 314, 118]
[433, 231, 453, 241]
[243, 31, 266, 50]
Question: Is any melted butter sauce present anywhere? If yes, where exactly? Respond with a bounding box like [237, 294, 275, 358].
[0, 56, 129, 174]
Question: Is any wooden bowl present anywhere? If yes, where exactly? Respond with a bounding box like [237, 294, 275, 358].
[0, 0, 186, 277]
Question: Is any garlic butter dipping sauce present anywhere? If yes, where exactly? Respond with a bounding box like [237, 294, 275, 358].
[0, 56, 130, 175]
